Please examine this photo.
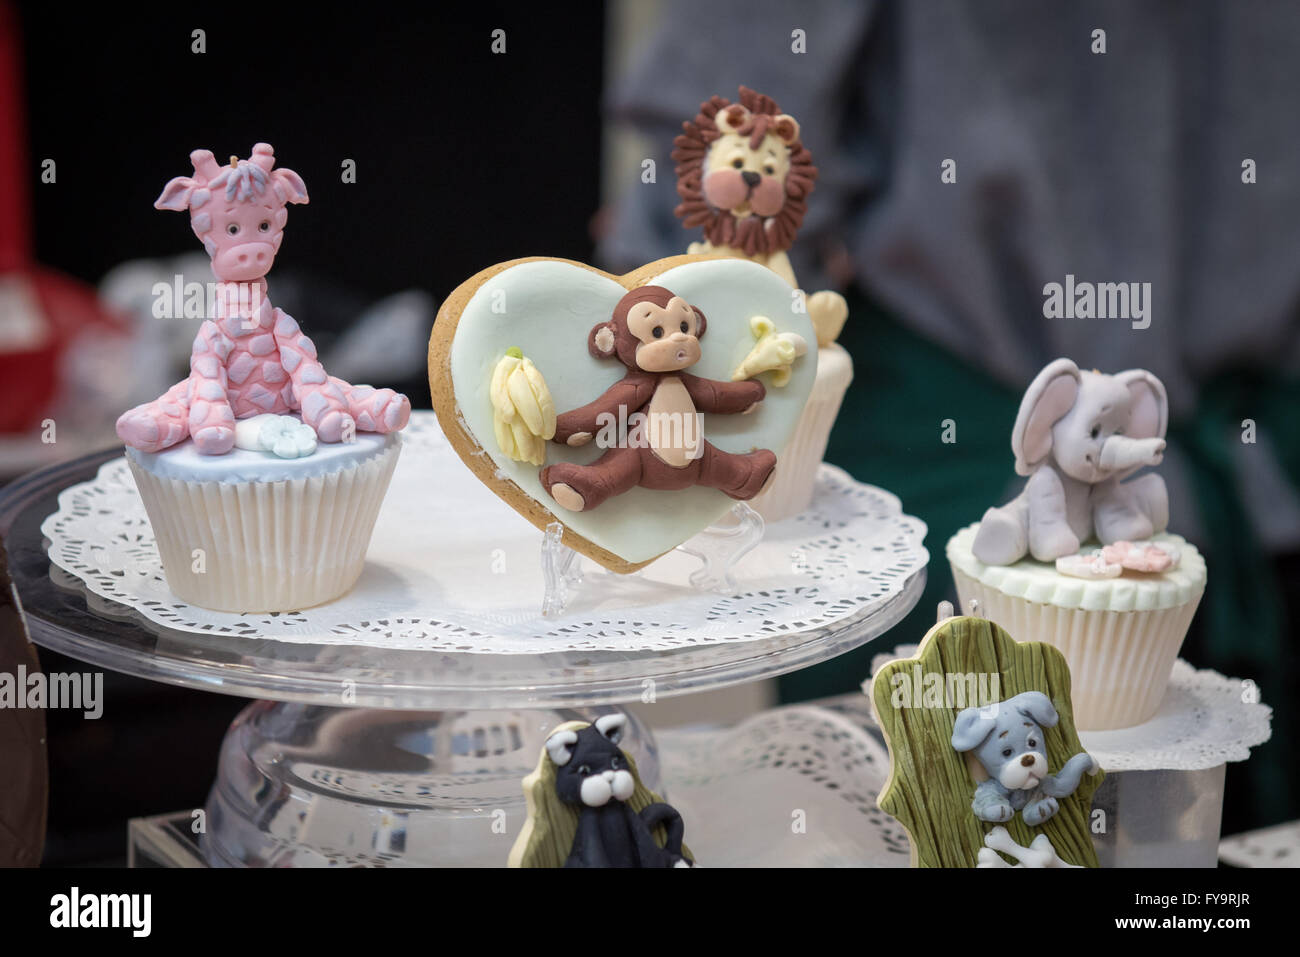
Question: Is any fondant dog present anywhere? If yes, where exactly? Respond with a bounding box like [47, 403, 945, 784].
[951, 691, 1099, 827]
[546, 714, 692, 868]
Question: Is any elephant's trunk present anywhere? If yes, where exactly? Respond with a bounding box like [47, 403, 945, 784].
[1099, 434, 1165, 471]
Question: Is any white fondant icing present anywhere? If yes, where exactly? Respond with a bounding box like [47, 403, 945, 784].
[580, 775, 613, 807]
[948, 524, 1206, 612]
[447, 259, 817, 564]
[610, 769, 635, 802]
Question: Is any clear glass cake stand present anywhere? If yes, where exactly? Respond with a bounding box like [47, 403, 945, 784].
[2, 447, 926, 866]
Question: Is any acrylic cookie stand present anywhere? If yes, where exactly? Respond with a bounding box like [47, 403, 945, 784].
[8, 412, 928, 866]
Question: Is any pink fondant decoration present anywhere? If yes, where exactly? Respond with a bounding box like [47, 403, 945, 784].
[117, 144, 410, 454]
[1099, 541, 1177, 573]
[1054, 552, 1121, 580]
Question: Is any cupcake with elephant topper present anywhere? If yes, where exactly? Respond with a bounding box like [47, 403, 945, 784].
[946, 358, 1206, 730]
[673, 86, 852, 522]
[116, 144, 410, 613]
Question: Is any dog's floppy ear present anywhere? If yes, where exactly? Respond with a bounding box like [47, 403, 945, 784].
[951, 704, 998, 752]
[1012, 691, 1059, 729]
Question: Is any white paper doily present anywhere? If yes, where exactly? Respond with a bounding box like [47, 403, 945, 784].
[658, 706, 910, 867]
[865, 648, 1272, 771]
[1220, 820, 1300, 868]
[40, 412, 928, 653]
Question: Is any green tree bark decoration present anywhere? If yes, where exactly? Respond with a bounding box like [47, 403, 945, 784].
[872, 616, 1102, 867]
[508, 720, 694, 868]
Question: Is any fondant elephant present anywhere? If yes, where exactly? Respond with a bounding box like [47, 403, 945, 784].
[973, 358, 1169, 565]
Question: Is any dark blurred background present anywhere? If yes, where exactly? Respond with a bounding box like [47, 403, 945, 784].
[3, 0, 1297, 864]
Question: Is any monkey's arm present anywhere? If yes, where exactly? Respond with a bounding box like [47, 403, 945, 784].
[682, 374, 765, 415]
[552, 375, 656, 444]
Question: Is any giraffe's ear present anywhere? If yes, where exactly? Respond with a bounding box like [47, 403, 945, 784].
[271, 168, 309, 205]
[155, 176, 196, 211]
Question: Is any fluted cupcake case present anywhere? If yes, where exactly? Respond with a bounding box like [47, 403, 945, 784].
[750, 342, 853, 522]
[127, 434, 401, 613]
[948, 525, 1206, 730]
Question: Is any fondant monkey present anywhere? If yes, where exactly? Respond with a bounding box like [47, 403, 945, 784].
[541, 286, 777, 512]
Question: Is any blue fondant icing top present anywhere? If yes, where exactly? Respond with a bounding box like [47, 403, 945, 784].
[127, 425, 398, 484]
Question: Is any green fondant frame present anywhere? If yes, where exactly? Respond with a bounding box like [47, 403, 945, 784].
[871, 616, 1102, 867]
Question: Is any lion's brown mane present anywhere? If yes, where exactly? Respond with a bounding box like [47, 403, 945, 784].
[672, 86, 817, 257]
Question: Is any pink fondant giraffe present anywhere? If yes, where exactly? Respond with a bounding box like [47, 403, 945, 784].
[116, 143, 410, 454]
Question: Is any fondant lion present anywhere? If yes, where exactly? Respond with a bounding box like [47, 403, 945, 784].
[672, 86, 817, 288]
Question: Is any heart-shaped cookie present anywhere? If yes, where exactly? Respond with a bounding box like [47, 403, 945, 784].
[429, 255, 817, 572]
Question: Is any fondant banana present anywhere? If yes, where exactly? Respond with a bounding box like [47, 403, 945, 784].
[490, 348, 556, 466]
[731, 315, 808, 386]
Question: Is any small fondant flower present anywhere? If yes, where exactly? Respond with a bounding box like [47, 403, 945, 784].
[1055, 551, 1121, 580]
[1100, 540, 1178, 573]
[261, 416, 318, 458]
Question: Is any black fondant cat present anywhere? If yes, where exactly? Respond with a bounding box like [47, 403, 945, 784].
[547, 714, 693, 868]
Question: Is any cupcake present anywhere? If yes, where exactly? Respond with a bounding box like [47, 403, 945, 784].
[749, 294, 851, 521]
[946, 358, 1206, 730]
[948, 527, 1205, 729]
[127, 417, 400, 612]
[116, 143, 410, 612]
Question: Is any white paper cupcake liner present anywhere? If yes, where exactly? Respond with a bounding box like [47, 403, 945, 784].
[127, 441, 400, 613]
[751, 343, 853, 523]
[952, 564, 1203, 730]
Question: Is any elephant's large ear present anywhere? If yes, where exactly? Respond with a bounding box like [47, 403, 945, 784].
[1114, 369, 1167, 440]
[1012, 359, 1081, 476]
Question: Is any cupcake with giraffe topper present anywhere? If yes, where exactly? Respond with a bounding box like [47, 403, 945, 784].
[116, 143, 410, 613]
[673, 86, 853, 522]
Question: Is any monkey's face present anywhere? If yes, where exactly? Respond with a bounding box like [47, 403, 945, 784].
[627, 296, 703, 373]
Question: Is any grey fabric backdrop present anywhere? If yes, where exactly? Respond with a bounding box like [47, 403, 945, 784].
[598, 0, 1300, 547]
